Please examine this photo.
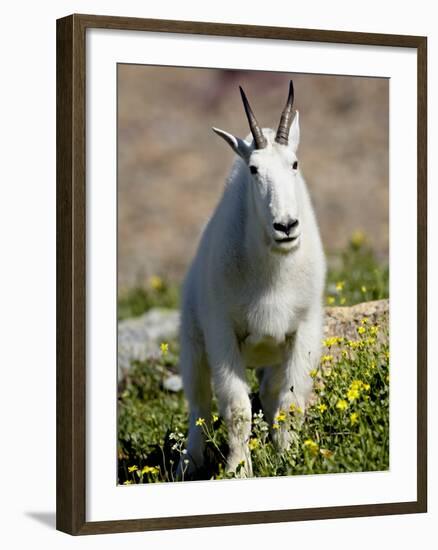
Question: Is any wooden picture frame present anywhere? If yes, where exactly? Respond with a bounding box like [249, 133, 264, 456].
[56, 13, 427, 535]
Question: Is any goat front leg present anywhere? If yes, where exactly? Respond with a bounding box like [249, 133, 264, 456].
[206, 323, 252, 477]
[260, 311, 323, 451]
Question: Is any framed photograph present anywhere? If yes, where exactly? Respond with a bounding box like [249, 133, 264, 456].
[56, 14, 427, 535]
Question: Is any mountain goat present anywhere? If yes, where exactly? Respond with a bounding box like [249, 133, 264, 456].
[179, 81, 326, 477]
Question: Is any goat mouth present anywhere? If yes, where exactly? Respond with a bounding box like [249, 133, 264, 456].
[274, 235, 299, 243]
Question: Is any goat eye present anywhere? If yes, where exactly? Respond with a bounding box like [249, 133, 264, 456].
[249, 165, 258, 175]
[292, 161, 298, 170]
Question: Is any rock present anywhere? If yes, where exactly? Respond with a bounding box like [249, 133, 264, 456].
[117, 300, 388, 381]
[324, 299, 388, 344]
[118, 308, 179, 381]
[162, 374, 183, 393]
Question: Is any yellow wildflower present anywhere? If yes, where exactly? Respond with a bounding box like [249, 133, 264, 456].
[123, 480, 133, 485]
[336, 399, 348, 411]
[361, 318, 369, 325]
[141, 465, 159, 475]
[317, 403, 327, 413]
[128, 465, 138, 473]
[363, 383, 370, 391]
[327, 296, 335, 305]
[347, 380, 365, 401]
[321, 355, 333, 363]
[249, 438, 259, 451]
[350, 230, 365, 249]
[149, 275, 164, 291]
[347, 387, 360, 401]
[303, 439, 319, 455]
[361, 285, 367, 293]
[369, 325, 379, 336]
[357, 326, 366, 335]
[350, 412, 359, 425]
[289, 403, 296, 413]
[336, 281, 345, 292]
[275, 411, 287, 423]
[309, 369, 318, 379]
[195, 417, 205, 426]
[212, 414, 219, 423]
[348, 340, 361, 350]
[272, 423, 280, 430]
[160, 342, 169, 355]
[323, 336, 339, 348]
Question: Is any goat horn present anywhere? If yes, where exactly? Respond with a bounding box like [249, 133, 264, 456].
[275, 80, 295, 145]
[239, 86, 267, 150]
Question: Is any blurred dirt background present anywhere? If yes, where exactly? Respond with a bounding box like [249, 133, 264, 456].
[118, 65, 388, 290]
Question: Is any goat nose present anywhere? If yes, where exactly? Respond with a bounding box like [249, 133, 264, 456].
[273, 219, 299, 235]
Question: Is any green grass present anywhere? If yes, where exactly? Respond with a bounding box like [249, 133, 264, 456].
[117, 235, 389, 484]
[325, 231, 389, 307]
[118, 277, 180, 321]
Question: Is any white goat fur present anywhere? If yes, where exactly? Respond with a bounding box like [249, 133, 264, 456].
[179, 101, 326, 477]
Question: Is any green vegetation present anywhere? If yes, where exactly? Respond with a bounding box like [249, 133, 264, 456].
[117, 234, 389, 484]
[118, 324, 389, 484]
[118, 276, 180, 321]
[325, 230, 389, 307]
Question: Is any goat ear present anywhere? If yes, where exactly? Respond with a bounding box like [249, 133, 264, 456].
[212, 127, 251, 161]
[288, 111, 300, 152]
